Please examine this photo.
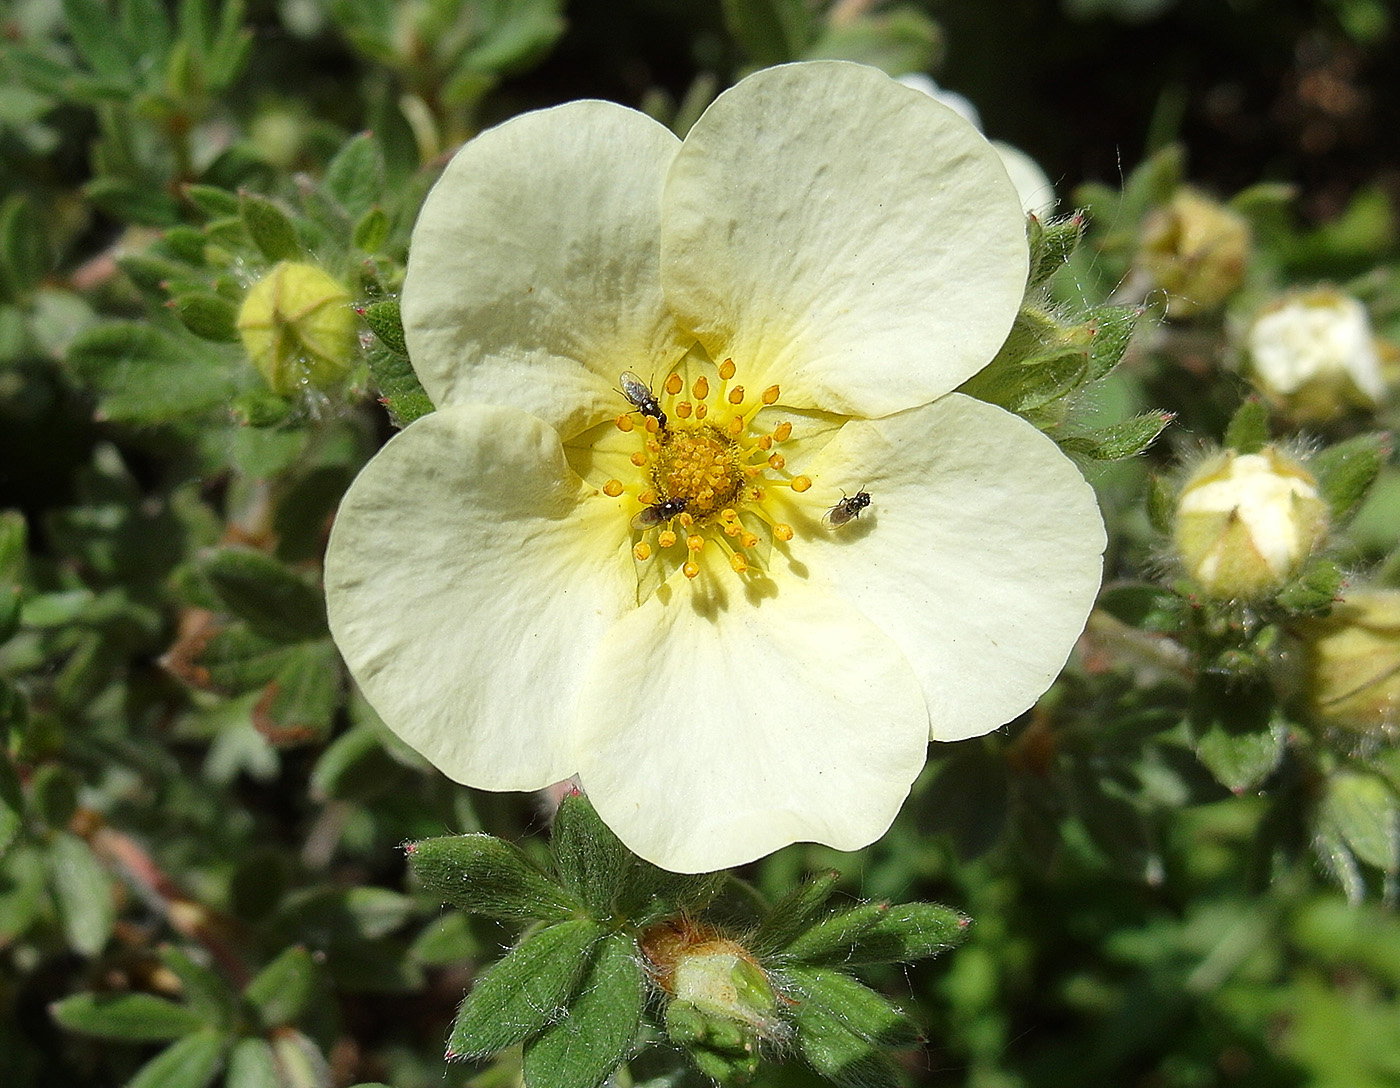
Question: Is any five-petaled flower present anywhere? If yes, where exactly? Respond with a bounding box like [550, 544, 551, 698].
[324, 61, 1106, 873]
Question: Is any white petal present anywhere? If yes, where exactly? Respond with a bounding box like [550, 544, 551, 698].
[661, 61, 1027, 419]
[324, 404, 636, 789]
[801, 394, 1105, 740]
[402, 102, 692, 439]
[573, 574, 930, 872]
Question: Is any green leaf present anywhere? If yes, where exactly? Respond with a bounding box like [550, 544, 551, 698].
[1224, 397, 1271, 454]
[721, 0, 813, 65]
[184, 184, 241, 218]
[361, 299, 407, 355]
[1189, 678, 1284, 793]
[0, 752, 22, 855]
[323, 132, 386, 220]
[781, 965, 911, 1088]
[522, 931, 645, 1088]
[127, 1029, 226, 1088]
[804, 7, 942, 76]
[45, 831, 114, 956]
[259, 639, 341, 742]
[409, 833, 580, 921]
[160, 947, 236, 1028]
[173, 291, 239, 341]
[1147, 473, 1175, 536]
[51, 992, 209, 1041]
[226, 1037, 279, 1088]
[1312, 433, 1387, 524]
[841, 902, 970, 966]
[553, 789, 631, 918]
[244, 945, 319, 1029]
[447, 917, 604, 1061]
[1059, 410, 1174, 461]
[1321, 773, 1400, 874]
[200, 549, 328, 642]
[310, 722, 404, 802]
[366, 340, 434, 427]
[751, 870, 841, 955]
[352, 207, 390, 253]
[0, 194, 50, 301]
[62, 0, 138, 85]
[239, 192, 301, 262]
[84, 176, 182, 226]
[1275, 561, 1344, 615]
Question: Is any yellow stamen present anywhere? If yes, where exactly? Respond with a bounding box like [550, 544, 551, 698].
[768, 453, 786, 470]
[718, 358, 736, 380]
[740, 531, 759, 548]
[665, 373, 683, 395]
[696, 403, 708, 420]
[762, 384, 780, 404]
[790, 475, 812, 492]
[729, 551, 748, 573]
[658, 530, 677, 548]
[640, 488, 657, 505]
[645, 416, 659, 434]
[603, 479, 623, 497]
[727, 417, 744, 437]
[616, 414, 634, 432]
[683, 560, 700, 579]
[634, 542, 652, 560]
[775, 523, 794, 541]
[676, 401, 694, 418]
[757, 435, 773, 450]
[773, 422, 792, 442]
[687, 535, 704, 552]
[630, 452, 648, 467]
[727, 385, 745, 405]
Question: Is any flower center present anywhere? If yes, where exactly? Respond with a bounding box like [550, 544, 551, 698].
[600, 358, 814, 580]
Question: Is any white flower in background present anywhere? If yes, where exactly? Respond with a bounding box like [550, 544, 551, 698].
[324, 61, 1105, 873]
[1245, 289, 1387, 421]
[1173, 448, 1328, 600]
[899, 73, 1056, 220]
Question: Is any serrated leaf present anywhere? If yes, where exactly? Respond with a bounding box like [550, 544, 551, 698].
[1059, 410, 1173, 461]
[521, 931, 645, 1088]
[244, 945, 318, 1028]
[751, 870, 842, 954]
[200, 549, 327, 642]
[1224, 397, 1271, 454]
[127, 1029, 225, 1088]
[257, 639, 340, 743]
[410, 833, 579, 921]
[553, 790, 630, 918]
[447, 917, 604, 1060]
[1312, 433, 1387, 523]
[62, 0, 138, 84]
[239, 193, 301, 262]
[46, 831, 114, 956]
[51, 992, 209, 1041]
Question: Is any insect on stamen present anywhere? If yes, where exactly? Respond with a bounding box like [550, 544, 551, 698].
[619, 371, 668, 432]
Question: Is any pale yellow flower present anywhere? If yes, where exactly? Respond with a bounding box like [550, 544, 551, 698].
[325, 62, 1105, 872]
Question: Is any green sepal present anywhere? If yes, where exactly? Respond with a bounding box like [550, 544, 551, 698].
[85, 176, 182, 226]
[172, 291, 239, 342]
[118, 252, 193, 293]
[361, 299, 407, 355]
[1058, 410, 1174, 461]
[1312, 433, 1387, 524]
[447, 917, 603, 1061]
[751, 870, 841, 954]
[838, 902, 970, 966]
[199, 549, 327, 643]
[244, 945, 319, 1029]
[126, 1029, 226, 1088]
[1275, 560, 1344, 616]
[780, 965, 914, 1088]
[553, 789, 630, 918]
[239, 192, 301, 262]
[1082, 304, 1141, 382]
[409, 833, 580, 921]
[50, 991, 209, 1041]
[782, 901, 888, 963]
[1028, 211, 1086, 289]
[1223, 397, 1271, 454]
[521, 930, 645, 1088]
[666, 1001, 762, 1083]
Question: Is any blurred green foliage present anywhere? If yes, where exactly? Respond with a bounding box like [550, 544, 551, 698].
[3, 1, 1400, 1086]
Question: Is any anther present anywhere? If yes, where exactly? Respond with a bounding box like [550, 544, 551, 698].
[683, 560, 700, 579]
[791, 475, 812, 492]
[646, 439, 661, 453]
[696, 403, 708, 420]
[727, 385, 745, 405]
[665, 373, 683, 395]
[640, 488, 657, 505]
[773, 422, 792, 441]
[630, 452, 648, 467]
[676, 401, 693, 418]
[775, 524, 794, 541]
[633, 542, 652, 560]
[687, 536, 704, 552]
[729, 552, 748, 573]
[678, 511, 694, 528]
[757, 435, 773, 450]
[727, 417, 743, 436]
[658, 530, 677, 548]
[693, 376, 709, 400]
[741, 531, 759, 548]
[603, 479, 623, 497]
[725, 522, 741, 537]
[762, 384, 780, 404]
[616, 414, 634, 432]
[719, 358, 736, 380]
[768, 453, 786, 470]
[644, 416, 659, 434]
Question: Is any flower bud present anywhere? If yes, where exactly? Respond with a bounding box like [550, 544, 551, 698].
[1173, 448, 1328, 599]
[641, 920, 785, 1043]
[1300, 588, 1400, 733]
[236, 261, 356, 396]
[1244, 289, 1387, 422]
[1137, 188, 1250, 317]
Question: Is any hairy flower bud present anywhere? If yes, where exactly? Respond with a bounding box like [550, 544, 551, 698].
[236, 260, 356, 396]
[641, 919, 785, 1044]
[1138, 188, 1250, 318]
[1301, 588, 1400, 733]
[1173, 448, 1328, 599]
[1245, 289, 1387, 422]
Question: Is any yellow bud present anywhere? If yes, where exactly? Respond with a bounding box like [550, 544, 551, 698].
[1245, 288, 1388, 422]
[1137, 188, 1250, 318]
[1299, 589, 1400, 733]
[236, 261, 356, 396]
[1173, 448, 1328, 599]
